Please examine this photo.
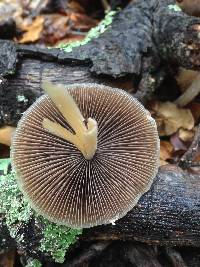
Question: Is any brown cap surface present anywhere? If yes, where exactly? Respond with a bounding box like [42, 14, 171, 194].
[11, 84, 159, 228]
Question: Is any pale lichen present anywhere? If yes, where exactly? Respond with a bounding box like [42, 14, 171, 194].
[0, 158, 82, 263]
[58, 10, 117, 52]
[17, 94, 28, 104]
[168, 4, 182, 12]
[40, 218, 82, 263]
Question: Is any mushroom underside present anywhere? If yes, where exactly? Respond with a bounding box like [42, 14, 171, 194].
[11, 84, 159, 228]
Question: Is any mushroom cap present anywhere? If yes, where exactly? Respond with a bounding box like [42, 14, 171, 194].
[11, 83, 159, 228]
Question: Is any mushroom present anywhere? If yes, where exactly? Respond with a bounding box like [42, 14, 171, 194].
[11, 82, 159, 228]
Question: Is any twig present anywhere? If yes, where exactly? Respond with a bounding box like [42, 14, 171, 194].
[179, 124, 200, 169]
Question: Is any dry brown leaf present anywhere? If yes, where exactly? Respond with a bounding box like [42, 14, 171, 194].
[42, 14, 70, 44]
[169, 132, 188, 163]
[19, 16, 44, 43]
[55, 34, 84, 46]
[160, 140, 173, 162]
[0, 126, 16, 146]
[170, 132, 188, 152]
[178, 128, 195, 142]
[175, 68, 199, 92]
[152, 101, 195, 136]
[159, 159, 169, 166]
[68, 0, 86, 13]
[69, 12, 98, 31]
[188, 102, 200, 123]
[41, 11, 97, 45]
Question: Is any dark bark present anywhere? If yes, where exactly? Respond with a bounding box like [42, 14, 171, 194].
[63, 241, 111, 267]
[2, 165, 200, 261]
[179, 123, 200, 169]
[0, 58, 133, 127]
[82, 165, 200, 247]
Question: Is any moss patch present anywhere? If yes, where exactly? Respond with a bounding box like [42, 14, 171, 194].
[0, 159, 82, 263]
[168, 4, 182, 12]
[40, 218, 82, 263]
[58, 10, 117, 52]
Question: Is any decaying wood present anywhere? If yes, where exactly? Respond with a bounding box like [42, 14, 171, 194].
[71, 241, 195, 267]
[1, 164, 200, 262]
[83, 165, 200, 246]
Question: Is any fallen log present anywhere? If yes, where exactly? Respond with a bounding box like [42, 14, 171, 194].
[1, 165, 200, 262]
[83, 165, 200, 247]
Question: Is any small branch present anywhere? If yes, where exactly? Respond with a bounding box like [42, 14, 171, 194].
[179, 124, 200, 169]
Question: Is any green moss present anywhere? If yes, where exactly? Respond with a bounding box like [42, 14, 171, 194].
[0, 171, 33, 240]
[39, 218, 82, 263]
[168, 4, 182, 12]
[58, 10, 117, 52]
[25, 258, 42, 267]
[0, 159, 82, 263]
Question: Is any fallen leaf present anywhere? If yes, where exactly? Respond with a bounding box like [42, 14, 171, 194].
[42, 14, 70, 44]
[160, 140, 173, 161]
[151, 101, 195, 136]
[187, 102, 200, 123]
[19, 16, 44, 43]
[55, 34, 85, 46]
[169, 131, 193, 163]
[0, 126, 16, 146]
[170, 132, 188, 152]
[159, 159, 169, 166]
[68, 0, 86, 13]
[175, 68, 199, 92]
[69, 12, 98, 31]
[41, 11, 97, 45]
[178, 128, 195, 142]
